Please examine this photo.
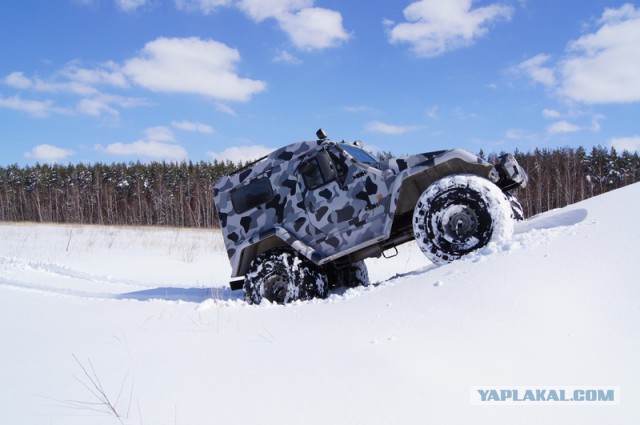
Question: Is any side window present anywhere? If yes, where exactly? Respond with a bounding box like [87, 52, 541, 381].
[299, 150, 338, 190]
[329, 152, 347, 185]
[230, 177, 274, 214]
[300, 158, 325, 189]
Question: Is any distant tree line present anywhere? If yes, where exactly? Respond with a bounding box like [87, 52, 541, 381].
[0, 145, 638, 227]
[501, 146, 639, 218]
[0, 160, 238, 227]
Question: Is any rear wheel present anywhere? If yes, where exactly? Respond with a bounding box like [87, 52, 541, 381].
[244, 249, 328, 304]
[412, 175, 514, 265]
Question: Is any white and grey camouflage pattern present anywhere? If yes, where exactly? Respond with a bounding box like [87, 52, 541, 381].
[213, 136, 522, 284]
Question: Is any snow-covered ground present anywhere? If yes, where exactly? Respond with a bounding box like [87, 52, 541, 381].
[1, 183, 639, 425]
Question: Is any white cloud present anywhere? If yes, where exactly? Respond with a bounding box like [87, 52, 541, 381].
[207, 145, 273, 163]
[365, 121, 418, 135]
[0, 95, 59, 118]
[76, 97, 119, 117]
[172, 1, 350, 51]
[515, 5, 640, 105]
[144, 126, 175, 142]
[559, 4, 640, 104]
[236, 0, 312, 21]
[215, 102, 237, 116]
[505, 128, 537, 142]
[174, 0, 232, 14]
[115, 0, 148, 12]
[123, 37, 266, 102]
[61, 62, 128, 89]
[273, 50, 302, 65]
[277, 7, 350, 50]
[343, 105, 376, 113]
[514, 54, 556, 87]
[547, 120, 581, 134]
[235, 0, 349, 50]
[96, 140, 188, 160]
[609, 135, 640, 152]
[388, 0, 513, 57]
[171, 120, 215, 134]
[590, 113, 605, 132]
[542, 108, 561, 118]
[425, 105, 439, 119]
[24, 144, 74, 163]
[75, 93, 147, 117]
[4, 71, 32, 89]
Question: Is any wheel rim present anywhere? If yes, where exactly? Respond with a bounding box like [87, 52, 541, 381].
[443, 205, 479, 241]
[424, 188, 493, 256]
[264, 275, 289, 304]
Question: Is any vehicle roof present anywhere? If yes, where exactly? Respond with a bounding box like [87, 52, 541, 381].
[214, 139, 328, 192]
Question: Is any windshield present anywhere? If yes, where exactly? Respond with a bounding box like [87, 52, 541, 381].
[340, 144, 379, 165]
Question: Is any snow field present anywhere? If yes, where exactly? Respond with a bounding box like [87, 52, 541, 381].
[1, 183, 640, 425]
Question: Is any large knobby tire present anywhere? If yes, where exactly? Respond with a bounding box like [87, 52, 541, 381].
[505, 191, 525, 221]
[324, 261, 370, 289]
[412, 175, 514, 265]
[244, 249, 328, 304]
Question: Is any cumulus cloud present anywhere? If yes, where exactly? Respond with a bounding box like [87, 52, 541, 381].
[277, 7, 350, 50]
[3, 37, 259, 120]
[4, 71, 32, 89]
[609, 135, 640, 153]
[24, 144, 74, 163]
[123, 37, 266, 101]
[95, 125, 190, 160]
[172, 120, 215, 134]
[387, 0, 513, 57]
[515, 4, 640, 105]
[96, 140, 188, 160]
[237, 0, 312, 21]
[558, 4, 640, 103]
[172, 1, 350, 51]
[207, 145, 273, 163]
[513, 54, 556, 87]
[365, 121, 418, 135]
[547, 120, 581, 134]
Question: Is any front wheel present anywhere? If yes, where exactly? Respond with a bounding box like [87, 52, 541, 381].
[412, 175, 514, 265]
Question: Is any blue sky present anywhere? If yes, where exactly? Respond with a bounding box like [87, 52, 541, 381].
[1, 0, 639, 165]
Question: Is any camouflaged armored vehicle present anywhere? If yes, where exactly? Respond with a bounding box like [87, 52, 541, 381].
[213, 129, 527, 304]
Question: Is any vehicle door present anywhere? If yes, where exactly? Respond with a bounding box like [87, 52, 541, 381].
[297, 146, 390, 239]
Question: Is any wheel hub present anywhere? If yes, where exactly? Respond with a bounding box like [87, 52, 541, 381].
[444, 206, 479, 240]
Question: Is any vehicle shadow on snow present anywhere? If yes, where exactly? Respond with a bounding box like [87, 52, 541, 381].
[118, 286, 243, 303]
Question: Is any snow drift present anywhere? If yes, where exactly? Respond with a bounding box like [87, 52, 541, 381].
[1, 183, 639, 425]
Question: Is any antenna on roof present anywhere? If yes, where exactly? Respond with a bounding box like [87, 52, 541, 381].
[316, 128, 328, 140]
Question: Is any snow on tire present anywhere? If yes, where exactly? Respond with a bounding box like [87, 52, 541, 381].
[244, 248, 328, 304]
[412, 175, 514, 265]
[505, 192, 525, 221]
